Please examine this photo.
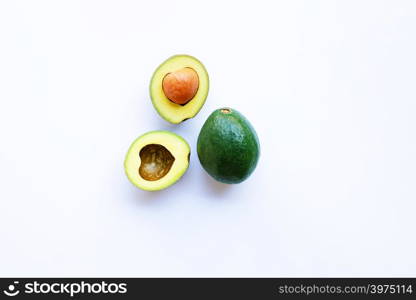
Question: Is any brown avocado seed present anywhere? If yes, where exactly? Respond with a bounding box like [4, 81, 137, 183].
[162, 67, 199, 105]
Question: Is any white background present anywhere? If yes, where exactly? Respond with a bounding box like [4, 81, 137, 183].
[0, 0, 415, 277]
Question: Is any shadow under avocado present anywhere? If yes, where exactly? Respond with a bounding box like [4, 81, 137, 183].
[202, 171, 232, 197]
[152, 115, 179, 131]
[126, 182, 172, 207]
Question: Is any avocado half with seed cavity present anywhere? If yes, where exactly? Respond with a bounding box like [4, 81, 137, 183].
[124, 131, 190, 191]
[150, 55, 209, 124]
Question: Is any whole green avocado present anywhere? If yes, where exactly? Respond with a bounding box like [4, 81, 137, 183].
[197, 108, 260, 184]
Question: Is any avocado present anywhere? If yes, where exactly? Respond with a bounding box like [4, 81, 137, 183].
[150, 55, 209, 124]
[124, 131, 190, 191]
[197, 108, 260, 184]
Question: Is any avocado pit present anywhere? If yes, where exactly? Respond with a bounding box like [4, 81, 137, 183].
[139, 144, 175, 181]
[162, 67, 199, 105]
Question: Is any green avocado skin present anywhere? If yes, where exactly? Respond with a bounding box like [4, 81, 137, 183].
[197, 108, 260, 184]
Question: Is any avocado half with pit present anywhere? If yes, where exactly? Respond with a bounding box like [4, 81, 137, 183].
[124, 131, 190, 191]
[197, 108, 260, 184]
[150, 55, 209, 124]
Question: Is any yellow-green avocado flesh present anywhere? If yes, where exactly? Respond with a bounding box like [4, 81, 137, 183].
[150, 55, 209, 124]
[124, 131, 190, 191]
